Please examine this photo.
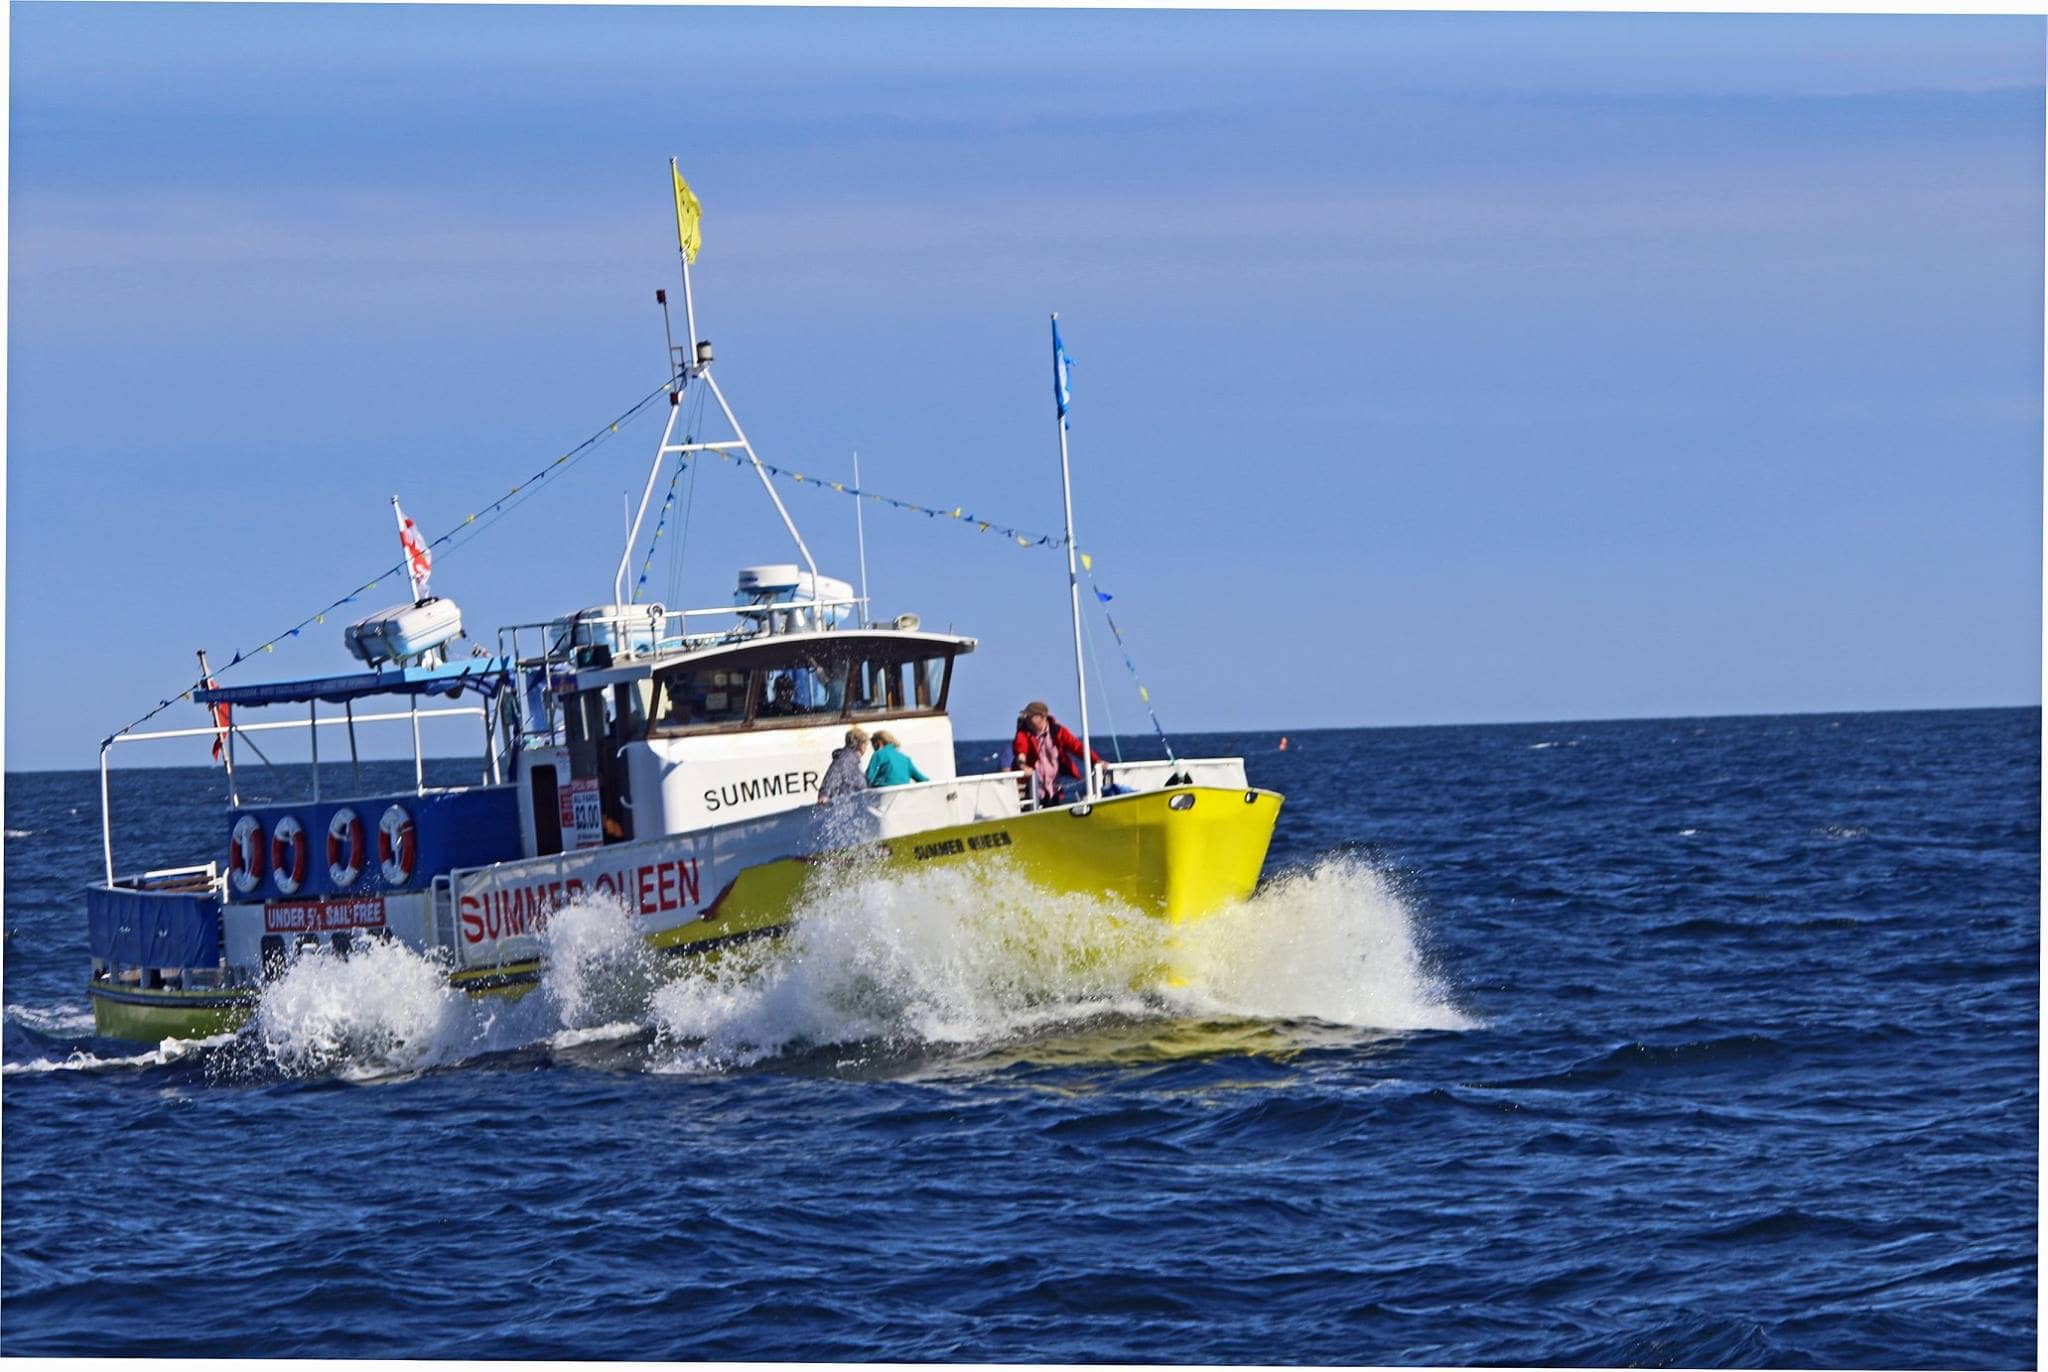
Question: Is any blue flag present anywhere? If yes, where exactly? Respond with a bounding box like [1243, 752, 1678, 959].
[1051, 317, 1073, 421]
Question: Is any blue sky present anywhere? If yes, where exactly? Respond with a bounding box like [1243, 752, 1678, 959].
[8, 5, 2043, 770]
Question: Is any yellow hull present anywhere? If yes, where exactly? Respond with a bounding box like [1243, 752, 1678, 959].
[649, 784, 1283, 958]
[93, 785, 1283, 1039]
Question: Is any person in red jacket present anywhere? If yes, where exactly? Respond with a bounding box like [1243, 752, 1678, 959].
[1012, 700, 1102, 805]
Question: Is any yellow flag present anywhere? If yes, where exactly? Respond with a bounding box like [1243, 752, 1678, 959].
[671, 160, 703, 264]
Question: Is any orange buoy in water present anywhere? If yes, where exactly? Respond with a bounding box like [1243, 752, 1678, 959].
[1278, 736, 1289, 751]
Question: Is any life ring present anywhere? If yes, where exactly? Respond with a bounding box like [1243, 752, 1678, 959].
[270, 815, 309, 896]
[378, 804, 418, 886]
[326, 807, 366, 888]
[229, 814, 266, 895]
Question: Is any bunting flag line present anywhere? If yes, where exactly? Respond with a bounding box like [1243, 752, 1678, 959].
[632, 454, 691, 602]
[112, 372, 1183, 768]
[1082, 563, 1176, 764]
[691, 442, 1175, 753]
[694, 445, 1067, 550]
[109, 374, 681, 744]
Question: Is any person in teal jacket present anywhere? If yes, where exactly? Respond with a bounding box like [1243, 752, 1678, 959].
[864, 730, 929, 786]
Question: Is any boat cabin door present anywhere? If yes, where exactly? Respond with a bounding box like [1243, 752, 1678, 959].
[561, 684, 643, 847]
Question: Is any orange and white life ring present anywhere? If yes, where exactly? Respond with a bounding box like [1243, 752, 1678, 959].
[326, 807, 366, 888]
[229, 814, 266, 895]
[271, 815, 309, 896]
[378, 803, 417, 886]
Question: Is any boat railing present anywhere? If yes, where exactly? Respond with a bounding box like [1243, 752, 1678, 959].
[98, 704, 488, 885]
[431, 873, 457, 953]
[496, 596, 867, 744]
[1102, 757, 1251, 794]
[120, 861, 224, 895]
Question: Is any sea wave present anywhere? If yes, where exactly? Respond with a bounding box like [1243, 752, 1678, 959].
[194, 854, 1468, 1081]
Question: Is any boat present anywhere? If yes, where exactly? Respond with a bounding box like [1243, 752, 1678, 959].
[81, 166, 1284, 1044]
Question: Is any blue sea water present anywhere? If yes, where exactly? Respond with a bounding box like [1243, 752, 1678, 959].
[2, 708, 2037, 1365]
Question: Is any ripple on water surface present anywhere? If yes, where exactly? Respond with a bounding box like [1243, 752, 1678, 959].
[1, 712, 2036, 1366]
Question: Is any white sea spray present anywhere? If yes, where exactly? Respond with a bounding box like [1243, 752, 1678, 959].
[648, 853, 1469, 1070]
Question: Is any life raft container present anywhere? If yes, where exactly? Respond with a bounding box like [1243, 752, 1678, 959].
[326, 807, 366, 888]
[378, 804, 417, 886]
[229, 814, 266, 895]
[271, 815, 309, 896]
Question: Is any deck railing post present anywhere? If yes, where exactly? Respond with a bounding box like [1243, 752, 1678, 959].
[345, 699, 362, 792]
[99, 741, 115, 884]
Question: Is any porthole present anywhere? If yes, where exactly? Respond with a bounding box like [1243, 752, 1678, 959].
[1069, 804, 1093, 818]
[1244, 791, 1258, 804]
[1168, 793, 1196, 811]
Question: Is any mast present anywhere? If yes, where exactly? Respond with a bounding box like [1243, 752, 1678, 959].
[672, 158, 701, 380]
[853, 450, 871, 623]
[1051, 314, 1095, 799]
[617, 161, 822, 616]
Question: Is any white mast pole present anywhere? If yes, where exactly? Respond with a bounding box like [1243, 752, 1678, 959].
[853, 449, 871, 624]
[1052, 313, 1094, 800]
[615, 401, 683, 605]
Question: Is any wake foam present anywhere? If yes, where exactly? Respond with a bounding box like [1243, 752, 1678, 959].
[1168, 859, 1471, 1031]
[125, 856, 1466, 1082]
[649, 862, 1161, 1070]
[250, 935, 469, 1078]
[240, 895, 662, 1079]
[650, 854, 1469, 1071]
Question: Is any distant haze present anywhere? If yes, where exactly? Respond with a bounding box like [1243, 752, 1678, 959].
[8, 7, 2042, 771]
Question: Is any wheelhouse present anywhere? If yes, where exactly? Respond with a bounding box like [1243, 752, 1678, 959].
[509, 628, 976, 853]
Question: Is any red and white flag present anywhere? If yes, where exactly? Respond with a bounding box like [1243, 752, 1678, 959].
[206, 679, 231, 765]
[395, 499, 432, 597]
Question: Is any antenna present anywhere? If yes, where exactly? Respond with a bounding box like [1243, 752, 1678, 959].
[656, 288, 683, 394]
[854, 449, 871, 624]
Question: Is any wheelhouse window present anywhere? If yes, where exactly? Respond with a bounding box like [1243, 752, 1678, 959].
[644, 639, 958, 735]
[850, 658, 905, 716]
[914, 656, 949, 710]
[759, 651, 849, 722]
[651, 665, 754, 733]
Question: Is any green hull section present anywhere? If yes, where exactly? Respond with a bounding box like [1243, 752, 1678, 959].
[89, 985, 256, 1043]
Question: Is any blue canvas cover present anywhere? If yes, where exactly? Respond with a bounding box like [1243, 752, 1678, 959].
[86, 885, 222, 968]
[192, 657, 512, 708]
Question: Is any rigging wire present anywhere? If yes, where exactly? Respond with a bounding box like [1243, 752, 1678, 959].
[111, 374, 681, 743]
[629, 454, 690, 603]
[1079, 600, 1123, 763]
[667, 450, 699, 611]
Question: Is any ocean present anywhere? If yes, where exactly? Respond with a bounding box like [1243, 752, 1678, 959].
[2, 708, 2037, 1365]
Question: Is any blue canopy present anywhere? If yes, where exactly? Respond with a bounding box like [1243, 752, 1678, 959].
[192, 657, 514, 708]
[87, 884, 222, 969]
